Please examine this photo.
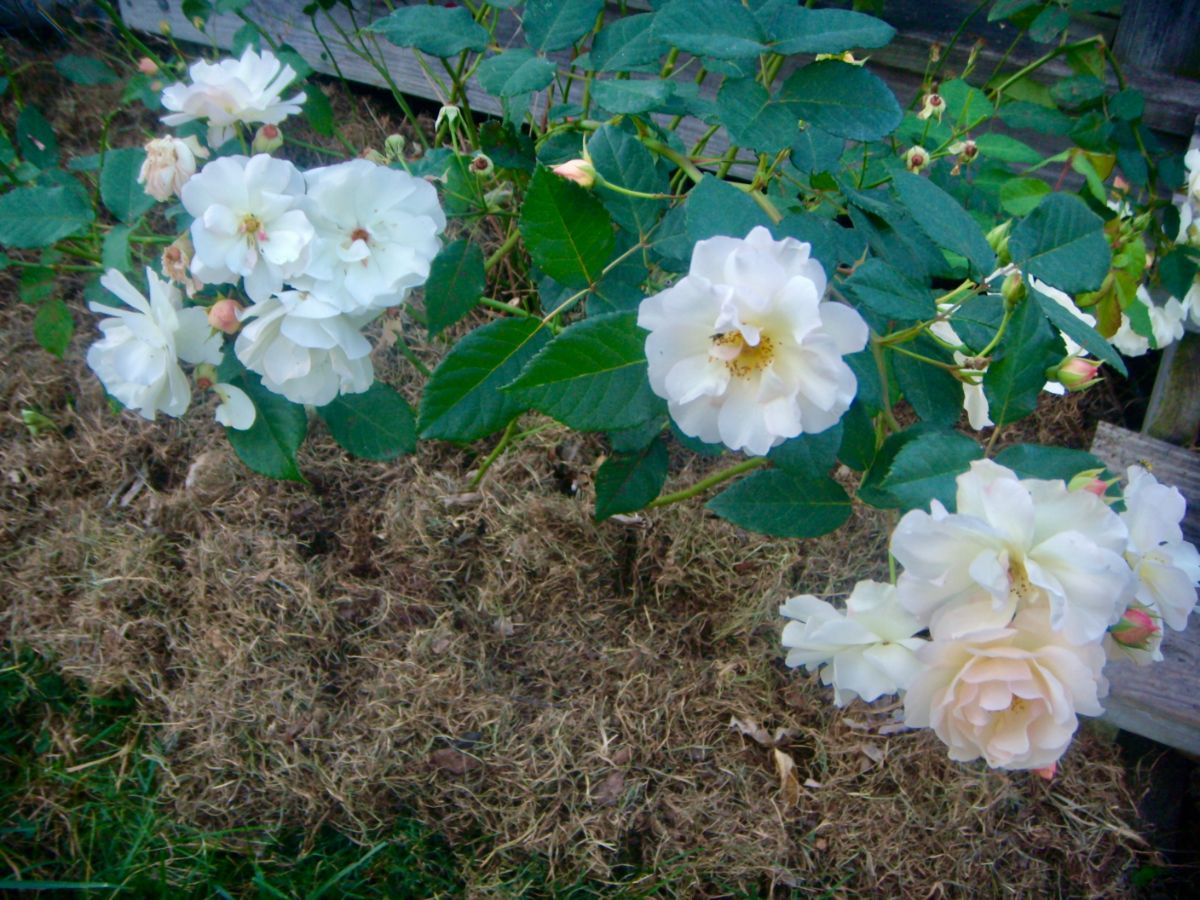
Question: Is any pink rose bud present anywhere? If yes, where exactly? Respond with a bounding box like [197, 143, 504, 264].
[137, 57, 159, 75]
[1032, 763, 1057, 780]
[252, 124, 283, 154]
[1109, 606, 1160, 649]
[207, 298, 244, 335]
[1055, 357, 1101, 391]
[552, 159, 597, 189]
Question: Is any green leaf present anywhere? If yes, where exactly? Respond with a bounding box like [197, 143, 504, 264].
[983, 296, 1063, 426]
[939, 79, 990, 128]
[591, 78, 673, 115]
[0, 182, 95, 248]
[780, 61, 901, 142]
[892, 337, 962, 427]
[479, 121, 536, 172]
[1051, 75, 1105, 110]
[303, 83, 334, 136]
[973, 133, 1043, 164]
[999, 177, 1052, 216]
[717, 78, 794, 154]
[217, 356, 308, 482]
[19, 265, 56, 305]
[54, 54, 120, 85]
[101, 224, 133, 273]
[505, 312, 663, 431]
[33, 298, 73, 358]
[999, 101, 1073, 135]
[594, 437, 668, 519]
[837, 400, 877, 471]
[892, 171, 996, 277]
[477, 50, 558, 97]
[1010, 193, 1111, 294]
[425, 240, 485, 337]
[1029, 5, 1071, 43]
[524, 0, 604, 52]
[586, 250, 648, 316]
[757, 3, 895, 54]
[652, 0, 767, 59]
[587, 125, 667, 239]
[231, 22, 260, 56]
[843, 258, 936, 321]
[317, 382, 416, 461]
[419, 317, 551, 441]
[790, 125, 844, 175]
[992, 443, 1108, 483]
[707, 470, 852, 538]
[519, 166, 615, 288]
[368, 5, 489, 57]
[767, 423, 843, 475]
[100, 148, 155, 224]
[1028, 278, 1127, 377]
[989, 0, 1041, 21]
[1110, 89, 1144, 122]
[685, 175, 770, 244]
[859, 426, 982, 511]
[16, 105, 58, 168]
[590, 14, 667, 72]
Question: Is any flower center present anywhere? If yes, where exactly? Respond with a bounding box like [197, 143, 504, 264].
[239, 213, 268, 244]
[711, 331, 774, 378]
[350, 227, 371, 244]
[1008, 556, 1036, 602]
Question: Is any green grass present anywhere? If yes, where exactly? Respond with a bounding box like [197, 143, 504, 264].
[0, 648, 465, 898]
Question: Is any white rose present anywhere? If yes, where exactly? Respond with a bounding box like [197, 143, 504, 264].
[213, 382, 256, 430]
[138, 135, 208, 202]
[86, 268, 222, 420]
[297, 158, 446, 314]
[1111, 287, 1185, 357]
[181, 154, 314, 303]
[891, 459, 1133, 645]
[234, 291, 374, 406]
[161, 47, 305, 147]
[638, 226, 868, 456]
[780, 580, 926, 706]
[1185, 148, 1200, 209]
[904, 608, 1107, 771]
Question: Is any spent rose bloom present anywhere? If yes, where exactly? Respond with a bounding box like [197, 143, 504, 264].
[139, 135, 209, 202]
[161, 234, 204, 297]
[904, 608, 1106, 771]
[1120, 465, 1200, 632]
[780, 580, 926, 706]
[891, 459, 1133, 645]
[638, 226, 868, 456]
[181, 154, 314, 303]
[161, 47, 305, 147]
[235, 291, 374, 406]
[297, 159, 446, 314]
[86, 268, 222, 420]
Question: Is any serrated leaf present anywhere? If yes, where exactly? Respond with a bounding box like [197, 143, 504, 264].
[707, 470, 851, 538]
[0, 182, 95, 249]
[368, 5, 489, 57]
[303, 83, 334, 136]
[974, 133, 1043, 164]
[1029, 5, 1070, 43]
[653, 0, 767, 59]
[16, 105, 57, 168]
[767, 423, 843, 475]
[1027, 279, 1126, 376]
[859, 426, 982, 511]
[983, 296, 1063, 426]
[587, 249, 648, 316]
[594, 437, 668, 519]
[1000, 177, 1052, 216]
[505, 312, 663, 431]
[892, 171, 996, 277]
[837, 400, 877, 470]
[33, 298, 73, 358]
[217, 355, 307, 482]
[1010, 193, 1111, 294]
[757, 3, 895, 55]
[843, 258, 936, 321]
[317, 382, 416, 460]
[419, 317, 550, 441]
[54, 54, 120, 85]
[780, 61, 901, 142]
[102, 224, 133, 273]
[992, 443, 1108, 483]
[790, 125, 844, 175]
[591, 78, 672, 115]
[717, 78, 794, 155]
[101, 148, 155, 223]
[19, 265, 55, 305]
[524, 0, 604, 52]
[590, 14, 667, 72]
[892, 338, 963, 426]
[425, 240, 485, 337]
[587, 125, 667, 239]
[685, 175, 770, 244]
[477, 50, 557, 97]
[519, 166, 615, 288]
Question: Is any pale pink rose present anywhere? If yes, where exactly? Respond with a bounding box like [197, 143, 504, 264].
[207, 298, 244, 335]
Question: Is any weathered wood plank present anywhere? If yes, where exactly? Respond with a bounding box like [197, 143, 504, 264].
[1091, 420, 1200, 755]
[1114, 0, 1200, 79]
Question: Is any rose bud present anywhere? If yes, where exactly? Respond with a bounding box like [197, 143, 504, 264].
[1052, 357, 1101, 391]
[207, 298, 244, 335]
[137, 57, 159, 75]
[552, 159, 597, 188]
[1109, 605, 1160, 649]
[193, 362, 218, 391]
[251, 123, 284, 154]
[470, 152, 495, 178]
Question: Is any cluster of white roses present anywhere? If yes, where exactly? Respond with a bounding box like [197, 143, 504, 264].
[87, 47, 446, 425]
[781, 459, 1200, 773]
[1167, 149, 1200, 330]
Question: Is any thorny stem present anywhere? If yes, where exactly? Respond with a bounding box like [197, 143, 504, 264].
[647, 457, 769, 509]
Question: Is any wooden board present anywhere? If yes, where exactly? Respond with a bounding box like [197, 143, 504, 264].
[1091, 421, 1200, 755]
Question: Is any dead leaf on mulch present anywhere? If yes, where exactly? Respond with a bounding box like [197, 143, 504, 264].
[429, 747, 480, 775]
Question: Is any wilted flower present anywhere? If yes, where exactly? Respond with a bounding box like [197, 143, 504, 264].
[139, 135, 209, 202]
[161, 234, 204, 297]
[470, 153, 495, 178]
[235, 291, 375, 406]
[212, 382, 255, 430]
[891, 459, 1133, 645]
[916, 92, 944, 122]
[161, 46, 305, 147]
[904, 608, 1106, 771]
[298, 158, 446, 314]
[780, 581, 926, 706]
[551, 159, 596, 188]
[904, 146, 928, 173]
[86, 268, 222, 420]
[181, 154, 314, 302]
[638, 226, 868, 456]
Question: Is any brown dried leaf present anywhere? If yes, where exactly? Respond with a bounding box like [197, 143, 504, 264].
[429, 747, 480, 775]
[729, 715, 772, 746]
[591, 770, 625, 806]
[773, 748, 801, 808]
